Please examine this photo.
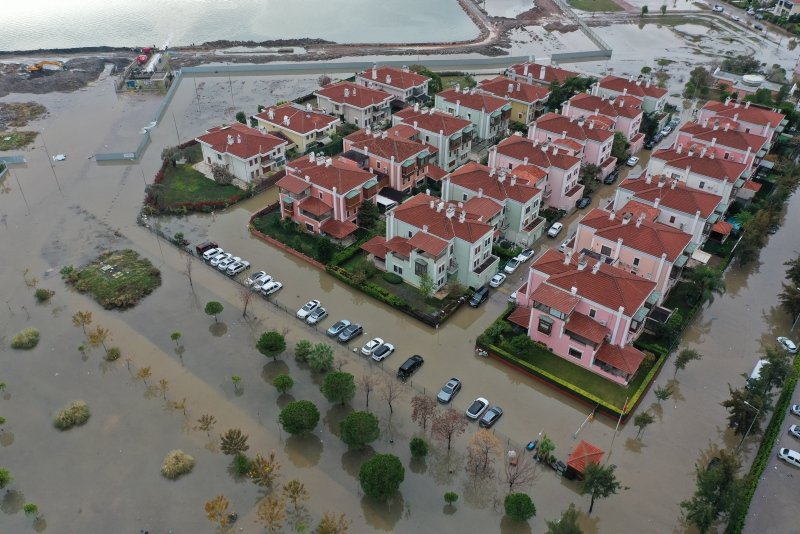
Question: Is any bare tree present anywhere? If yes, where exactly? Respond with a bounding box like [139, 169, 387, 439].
[183, 253, 195, 292]
[249, 450, 281, 488]
[195, 414, 217, 437]
[136, 366, 152, 385]
[256, 495, 286, 533]
[379, 376, 407, 415]
[204, 494, 231, 528]
[465, 429, 501, 478]
[238, 286, 256, 318]
[431, 409, 467, 451]
[359, 373, 378, 410]
[502, 449, 537, 491]
[158, 378, 169, 400]
[71, 310, 93, 335]
[88, 325, 110, 352]
[410, 395, 438, 432]
[282, 479, 310, 512]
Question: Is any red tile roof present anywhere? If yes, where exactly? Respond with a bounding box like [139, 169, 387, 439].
[426, 164, 449, 181]
[712, 220, 734, 235]
[276, 174, 311, 195]
[597, 75, 667, 99]
[320, 219, 358, 239]
[678, 122, 768, 152]
[567, 440, 604, 474]
[580, 208, 692, 261]
[345, 128, 432, 163]
[408, 231, 449, 257]
[508, 306, 532, 328]
[287, 156, 375, 192]
[387, 124, 418, 140]
[315, 81, 392, 109]
[393, 194, 493, 244]
[358, 66, 429, 90]
[651, 149, 746, 182]
[530, 284, 581, 314]
[534, 112, 615, 143]
[565, 312, 610, 345]
[618, 200, 661, 222]
[299, 196, 332, 216]
[254, 103, 338, 134]
[196, 123, 287, 160]
[450, 161, 542, 204]
[618, 176, 722, 218]
[743, 180, 762, 192]
[567, 93, 643, 120]
[478, 76, 550, 104]
[594, 344, 646, 375]
[495, 135, 581, 171]
[437, 88, 508, 113]
[507, 62, 580, 85]
[361, 236, 387, 259]
[702, 100, 785, 129]
[533, 249, 656, 312]
[510, 164, 548, 186]
[463, 196, 503, 221]
[385, 236, 413, 258]
[394, 107, 473, 136]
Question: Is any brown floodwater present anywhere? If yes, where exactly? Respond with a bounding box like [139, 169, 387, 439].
[0, 69, 796, 533]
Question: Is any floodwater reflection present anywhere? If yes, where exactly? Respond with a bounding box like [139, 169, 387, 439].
[284, 434, 323, 468]
[500, 516, 532, 534]
[1, 489, 24, 514]
[340, 446, 375, 478]
[324, 404, 353, 437]
[209, 322, 228, 337]
[361, 492, 405, 531]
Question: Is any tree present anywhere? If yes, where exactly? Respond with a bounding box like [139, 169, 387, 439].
[784, 255, 800, 286]
[761, 345, 792, 392]
[683, 66, 713, 100]
[210, 163, 236, 185]
[466, 429, 501, 477]
[295, 339, 313, 362]
[444, 492, 459, 506]
[282, 479, 309, 512]
[680, 450, 744, 533]
[547, 79, 566, 111]
[410, 395, 438, 432]
[317, 239, 335, 264]
[321, 371, 356, 406]
[71, 310, 93, 335]
[220, 428, 250, 456]
[535, 433, 556, 462]
[431, 409, 467, 450]
[249, 451, 281, 488]
[359, 373, 378, 410]
[686, 266, 725, 304]
[158, 378, 169, 400]
[279, 400, 320, 435]
[358, 454, 404, 501]
[641, 5, 649, 16]
[183, 253, 194, 291]
[256, 495, 286, 533]
[379, 375, 406, 414]
[0, 468, 12, 489]
[660, 4, 666, 14]
[721, 385, 767, 436]
[195, 414, 216, 437]
[204, 495, 231, 528]
[674, 348, 702, 378]
[339, 411, 380, 449]
[410, 436, 429, 457]
[504, 493, 536, 522]
[357, 200, 380, 230]
[317, 512, 350, 534]
[238, 286, 257, 317]
[136, 366, 152, 385]
[611, 131, 630, 162]
[654, 385, 672, 403]
[779, 282, 800, 320]
[257, 331, 287, 361]
[205, 301, 223, 323]
[546, 503, 583, 534]
[582, 163, 600, 183]
[88, 325, 110, 352]
[273, 374, 294, 394]
[308, 343, 335, 373]
[503, 449, 537, 491]
[419, 272, 435, 298]
[578, 462, 623, 514]
[633, 411, 655, 438]
[231, 375, 242, 393]
[170, 331, 182, 347]
[235, 111, 247, 124]
[23, 503, 39, 519]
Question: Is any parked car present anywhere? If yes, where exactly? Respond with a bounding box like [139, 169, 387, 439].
[778, 336, 798, 354]
[791, 404, 800, 416]
[747, 8, 755, 15]
[469, 286, 490, 308]
[778, 448, 800, 468]
[371, 343, 395, 362]
[755, 14, 764, 20]
[547, 222, 564, 238]
[713, 4, 724, 12]
[466, 397, 489, 419]
[626, 156, 640, 167]
[790, 425, 800, 440]
[731, 15, 741, 21]
[261, 280, 283, 296]
[603, 170, 619, 184]
[437, 378, 462, 404]
[195, 241, 218, 256]
[296, 299, 321, 319]
[660, 126, 672, 136]
[202, 247, 223, 261]
[217, 256, 240, 271]
[644, 139, 656, 150]
[360, 336, 383, 355]
[489, 273, 507, 288]
[338, 323, 364, 343]
[252, 274, 273, 291]
[558, 237, 572, 253]
[227, 260, 250, 276]
[209, 252, 231, 266]
[306, 307, 328, 325]
[576, 196, 592, 209]
[516, 248, 535, 262]
[397, 354, 424, 381]
[706, 457, 721, 471]
[328, 320, 352, 338]
[479, 406, 503, 428]
[653, 132, 664, 143]
[508, 291, 517, 304]
[504, 258, 521, 274]
[246, 271, 269, 287]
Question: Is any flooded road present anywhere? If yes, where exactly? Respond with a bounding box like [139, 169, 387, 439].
[0, 64, 797, 533]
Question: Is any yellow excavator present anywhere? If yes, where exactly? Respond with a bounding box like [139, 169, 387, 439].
[26, 61, 65, 73]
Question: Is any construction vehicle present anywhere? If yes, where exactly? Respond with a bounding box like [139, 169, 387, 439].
[26, 61, 65, 73]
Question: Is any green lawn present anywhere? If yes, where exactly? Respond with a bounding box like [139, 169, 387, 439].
[64, 249, 161, 309]
[568, 0, 623, 11]
[440, 75, 476, 91]
[252, 210, 340, 263]
[159, 165, 241, 207]
[0, 131, 37, 151]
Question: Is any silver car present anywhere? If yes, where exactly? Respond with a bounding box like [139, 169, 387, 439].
[437, 378, 462, 404]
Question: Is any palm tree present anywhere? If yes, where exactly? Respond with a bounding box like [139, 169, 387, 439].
[686, 266, 725, 304]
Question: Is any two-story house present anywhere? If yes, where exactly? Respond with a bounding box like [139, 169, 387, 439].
[505, 61, 580, 88]
[571, 208, 693, 302]
[529, 112, 616, 177]
[774, 0, 800, 16]
[698, 99, 786, 147]
[441, 161, 546, 245]
[648, 147, 747, 205]
[434, 86, 510, 142]
[342, 126, 436, 192]
[477, 76, 550, 125]
[252, 103, 339, 153]
[562, 92, 645, 150]
[276, 154, 378, 241]
[196, 123, 288, 190]
[613, 176, 724, 244]
[356, 65, 430, 104]
[512, 248, 656, 384]
[315, 81, 393, 128]
[361, 194, 499, 290]
[593, 75, 668, 114]
[673, 120, 768, 174]
[490, 134, 583, 211]
[392, 105, 474, 171]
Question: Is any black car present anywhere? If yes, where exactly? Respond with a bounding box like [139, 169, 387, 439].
[479, 406, 503, 428]
[337, 323, 363, 343]
[644, 139, 656, 150]
[397, 355, 424, 381]
[603, 170, 619, 185]
[576, 196, 591, 209]
[469, 286, 490, 308]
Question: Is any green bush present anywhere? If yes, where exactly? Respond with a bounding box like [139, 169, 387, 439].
[382, 272, 403, 284]
[11, 328, 39, 350]
[504, 493, 536, 522]
[53, 400, 90, 430]
[105, 347, 121, 361]
[34, 288, 54, 302]
[161, 449, 195, 479]
[232, 453, 252, 476]
[410, 437, 429, 457]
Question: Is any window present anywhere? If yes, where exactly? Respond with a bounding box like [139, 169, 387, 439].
[467, 113, 472, 120]
[408, 231, 413, 238]
[600, 245, 612, 256]
[633, 257, 640, 266]
[319, 192, 323, 199]
[508, 163, 513, 170]
[415, 261, 427, 276]
[425, 135, 430, 143]
[484, 237, 491, 246]
[525, 205, 531, 214]
[438, 278, 445, 287]
[447, 107, 455, 114]
[462, 193, 468, 201]
[473, 245, 480, 255]
[438, 265, 445, 274]
[305, 223, 314, 232]
[376, 161, 381, 169]
[568, 347, 582, 359]
[518, 112, 523, 120]
[698, 181, 705, 189]
[216, 154, 222, 160]
[723, 152, 730, 160]
[589, 309, 596, 318]
[354, 118, 359, 126]
[537, 316, 553, 335]
[669, 215, 676, 223]
[393, 265, 403, 275]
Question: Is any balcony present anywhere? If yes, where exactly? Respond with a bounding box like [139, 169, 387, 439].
[345, 193, 362, 210]
[473, 255, 500, 275]
[447, 259, 459, 275]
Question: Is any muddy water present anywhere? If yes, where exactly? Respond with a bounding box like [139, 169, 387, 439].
[0, 63, 797, 534]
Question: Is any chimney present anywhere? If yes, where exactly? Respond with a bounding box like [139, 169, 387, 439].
[540, 65, 546, 80]
[710, 137, 717, 147]
[645, 173, 652, 184]
[725, 96, 732, 106]
[623, 87, 628, 96]
[552, 146, 558, 155]
[523, 156, 529, 165]
[517, 82, 521, 92]
[645, 79, 651, 88]
[455, 83, 461, 93]
[236, 134, 241, 144]
[724, 123, 730, 132]
[734, 100, 741, 109]
[459, 211, 466, 223]
[306, 103, 312, 111]
[489, 168, 495, 177]
[570, 286, 578, 294]
[733, 113, 739, 122]
[227, 135, 234, 145]
[745, 101, 751, 108]
[622, 212, 632, 224]
[437, 201, 444, 213]
[304, 175, 310, 182]
[403, 64, 409, 73]
[372, 66, 377, 79]
[577, 254, 587, 270]
[609, 210, 615, 220]
[344, 88, 350, 98]
[510, 175, 517, 186]
[589, 120, 594, 130]
[478, 187, 483, 198]
[325, 158, 332, 167]
[635, 213, 644, 228]
[676, 144, 683, 154]
[653, 197, 660, 208]
[523, 63, 529, 76]
[455, 99, 460, 115]
[267, 108, 274, 120]
[413, 120, 418, 131]
[422, 224, 429, 233]
[352, 88, 356, 95]
[446, 205, 455, 219]
[700, 147, 707, 158]
[381, 131, 387, 139]
[429, 199, 435, 209]
[703, 117, 709, 128]
[527, 73, 533, 84]
[508, 82, 514, 93]
[713, 121, 719, 131]
[591, 262, 601, 274]
[386, 74, 392, 85]
[562, 130, 567, 139]
[564, 251, 572, 265]
[671, 179, 677, 189]
[308, 152, 315, 163]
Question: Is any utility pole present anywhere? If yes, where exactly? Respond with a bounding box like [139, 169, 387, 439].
[40, 131, 63, 196]
[736, 400, 761, 453]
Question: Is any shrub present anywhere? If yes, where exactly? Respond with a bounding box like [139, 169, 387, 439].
[232, 452, 252, 476]
[34, 288, 54, 302]
[504, 493, 536, 522]
[340, 411, 380, 449]
[279, 400, 320, 435]
[53, 400, 91, 430]
[359, 454, 405, 501]
[294, 340, 313, 362]
[11, 328, 39, 350]
[410, 437, 429, 457]
[272, 374, 294, 394]
[105, 347, 121, 361]
[161, 449, 195, 479]
[382, 272, 403, 284]
[444, 491, 459, 505]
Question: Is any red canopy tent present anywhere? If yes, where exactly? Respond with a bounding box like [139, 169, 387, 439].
[567, 440, 604, 478]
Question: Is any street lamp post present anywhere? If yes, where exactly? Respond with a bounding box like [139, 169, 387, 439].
[736, 400, 761, 453]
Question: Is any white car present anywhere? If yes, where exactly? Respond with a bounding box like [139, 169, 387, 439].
[209, 252, 231, 266]
[516, 248, 535, 262]
[306, 307, 328, 325]
[732, 15, 741, 21]
[790, 425, 800, 440]
[361, 337, 384, 356]
[489, 273, 506, 288]
[202, 247, 223, 261]
[792, 404, 800, 417]
[246, 270, 268, 286]
[296, 299, 321, 319]
[713, 4, 723, 11]
[504, 258, 521, 274]
[252, 274, 273, 291]
[217, 256, 240, 271]
[508, 291, 517, 304]
[547, 222, 564, 238]
[261, 280, 283, 296]
[371, 343, 395, 362]
[778, 448, 800, 468]
[466, 397, 489, 419]
[660, 126, 672, 136]
[558, 237, 571, 253]
[778, 337, 798, 354]
[227, 260, 250, 276]
[626, 156, 640, 167]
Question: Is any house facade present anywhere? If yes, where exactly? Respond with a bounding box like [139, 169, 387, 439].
[392, 106, 474, 171]
[505, 61, 580, 88]
[698, 99, 787, 145]
[774, 0, 800, 17]
[434, 87, 510, 142]
[562, 92, 645, 150]
[529, 112, 616, 177]
[356, 65, 430, 103]
[315, 81, 393, 128]
[648, 148, 747, 205]
[477, 76, 550, 125]
[196, 123, 288, 189]
[512, 249, 656, 384]
[673, 120, 768, 173]
[253, 103, 339, 153]
[593, 75, 668, 114]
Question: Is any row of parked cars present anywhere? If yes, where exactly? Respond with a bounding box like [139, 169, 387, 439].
[245, 271, 283, 297]
[198, 243, 252, 276]
[434, 377, 503, 428]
